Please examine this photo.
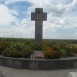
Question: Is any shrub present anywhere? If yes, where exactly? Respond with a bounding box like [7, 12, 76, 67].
[64, 46, 74, 57]
[9, 43, 25, 51]
[30, 42, 42, 50]
[52, 44, 60, 51]
[59, 49, 68, 57]
[43, 47, 60, 59]
[21, 47, 33, 58]
[70, 47, 77, 54]
[59, 42, 69, 49]
[46, 41, 54, 47]
[0, 42, 9, 55]
[2, 48, 21, 57]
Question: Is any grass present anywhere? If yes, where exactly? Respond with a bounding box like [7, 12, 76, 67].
[71, 44, 77, 48]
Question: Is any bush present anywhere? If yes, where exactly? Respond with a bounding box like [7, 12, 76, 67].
[2, 48, 21, 57]
[43, 47, 60, 59]
[64, 46, 74, 57]
[0, 42, 9, 55]
[59, 49, 68, 57]
[70, 47, 77, 54]
[9, 43, 25, 51]
[59, 42, 69, 49]
[21, 47, 33, 58]
[30, 42, 42, 50]
[1, 42, 34, 58]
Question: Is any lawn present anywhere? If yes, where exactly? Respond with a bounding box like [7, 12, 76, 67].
[71, 44, 77, 48]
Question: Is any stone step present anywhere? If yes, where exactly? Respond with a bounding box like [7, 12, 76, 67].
[68, 72, 77, 77]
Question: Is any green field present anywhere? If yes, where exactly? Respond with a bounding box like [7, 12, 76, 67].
[71, 44, 77, 48]
[0, 37, 77, 44]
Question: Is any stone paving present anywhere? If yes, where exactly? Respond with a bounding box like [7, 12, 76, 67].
[0, 70, 3, 77]
[0, 66, 77, 77]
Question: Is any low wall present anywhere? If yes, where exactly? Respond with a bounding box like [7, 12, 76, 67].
[0, 56, 77, 70]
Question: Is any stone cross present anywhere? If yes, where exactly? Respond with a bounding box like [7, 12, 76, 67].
[31, 8, 47, 42]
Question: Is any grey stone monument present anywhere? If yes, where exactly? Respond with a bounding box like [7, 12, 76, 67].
[31, 8, 47, 42]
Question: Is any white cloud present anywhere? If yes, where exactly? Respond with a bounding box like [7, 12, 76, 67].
[11, 18, 35, 38]
[19, 0, 77, 38]
[0, 0, 77, 39]
[75, 32, 77, 35]
[0, 4, 17, 26]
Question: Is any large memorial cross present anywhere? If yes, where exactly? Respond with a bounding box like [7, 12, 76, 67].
[31, 8, 47, 42]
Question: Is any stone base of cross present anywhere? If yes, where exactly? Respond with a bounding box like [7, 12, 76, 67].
[31, 8, 47, 42]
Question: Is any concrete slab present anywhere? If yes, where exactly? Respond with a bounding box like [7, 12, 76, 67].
[68, 72, 77, 77]
[0, 70, 3, 77]
[1, 66, 77, 77]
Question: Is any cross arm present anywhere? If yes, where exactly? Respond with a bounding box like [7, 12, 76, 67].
[43, 13, 47, 21]
[31, 13, 35, 21]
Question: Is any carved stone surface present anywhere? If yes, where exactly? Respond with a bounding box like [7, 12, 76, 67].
[0, 56, 77, 70]
[29, 60, 39, 70]
[31, 8, 47, 42]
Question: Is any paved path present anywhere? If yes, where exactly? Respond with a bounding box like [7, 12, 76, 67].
[0, 66, 77, 77]
[0, 70, 3, 77]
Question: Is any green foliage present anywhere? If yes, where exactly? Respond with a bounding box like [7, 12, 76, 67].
[59, 49, 67, 57]
[43, 41, 68, 51]
[30, 42, 42, 50]
[2, 48, 21, 57]
[0, 42, 9, 55]
[21, 47, 33, 58]
[64, 46, 74, 57]
[0, 38, 77, 59]
[71, 44, 77, 47]
[9, 43, 25, 51]
[2, 46, 33, 58]
[72, 47, 77, 54]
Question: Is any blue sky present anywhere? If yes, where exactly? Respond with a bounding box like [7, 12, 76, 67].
[0, 0, 77, 39]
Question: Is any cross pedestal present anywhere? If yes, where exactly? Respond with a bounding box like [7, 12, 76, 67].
[31, 8, 47, 42]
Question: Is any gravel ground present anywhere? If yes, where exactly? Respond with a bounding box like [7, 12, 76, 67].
[0, 66, 77, 77]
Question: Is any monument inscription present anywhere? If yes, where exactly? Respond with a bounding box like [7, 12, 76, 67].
[31, 8, 47, 42]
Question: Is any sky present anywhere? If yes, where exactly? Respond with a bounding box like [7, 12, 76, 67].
[0, 0, 77, 39]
